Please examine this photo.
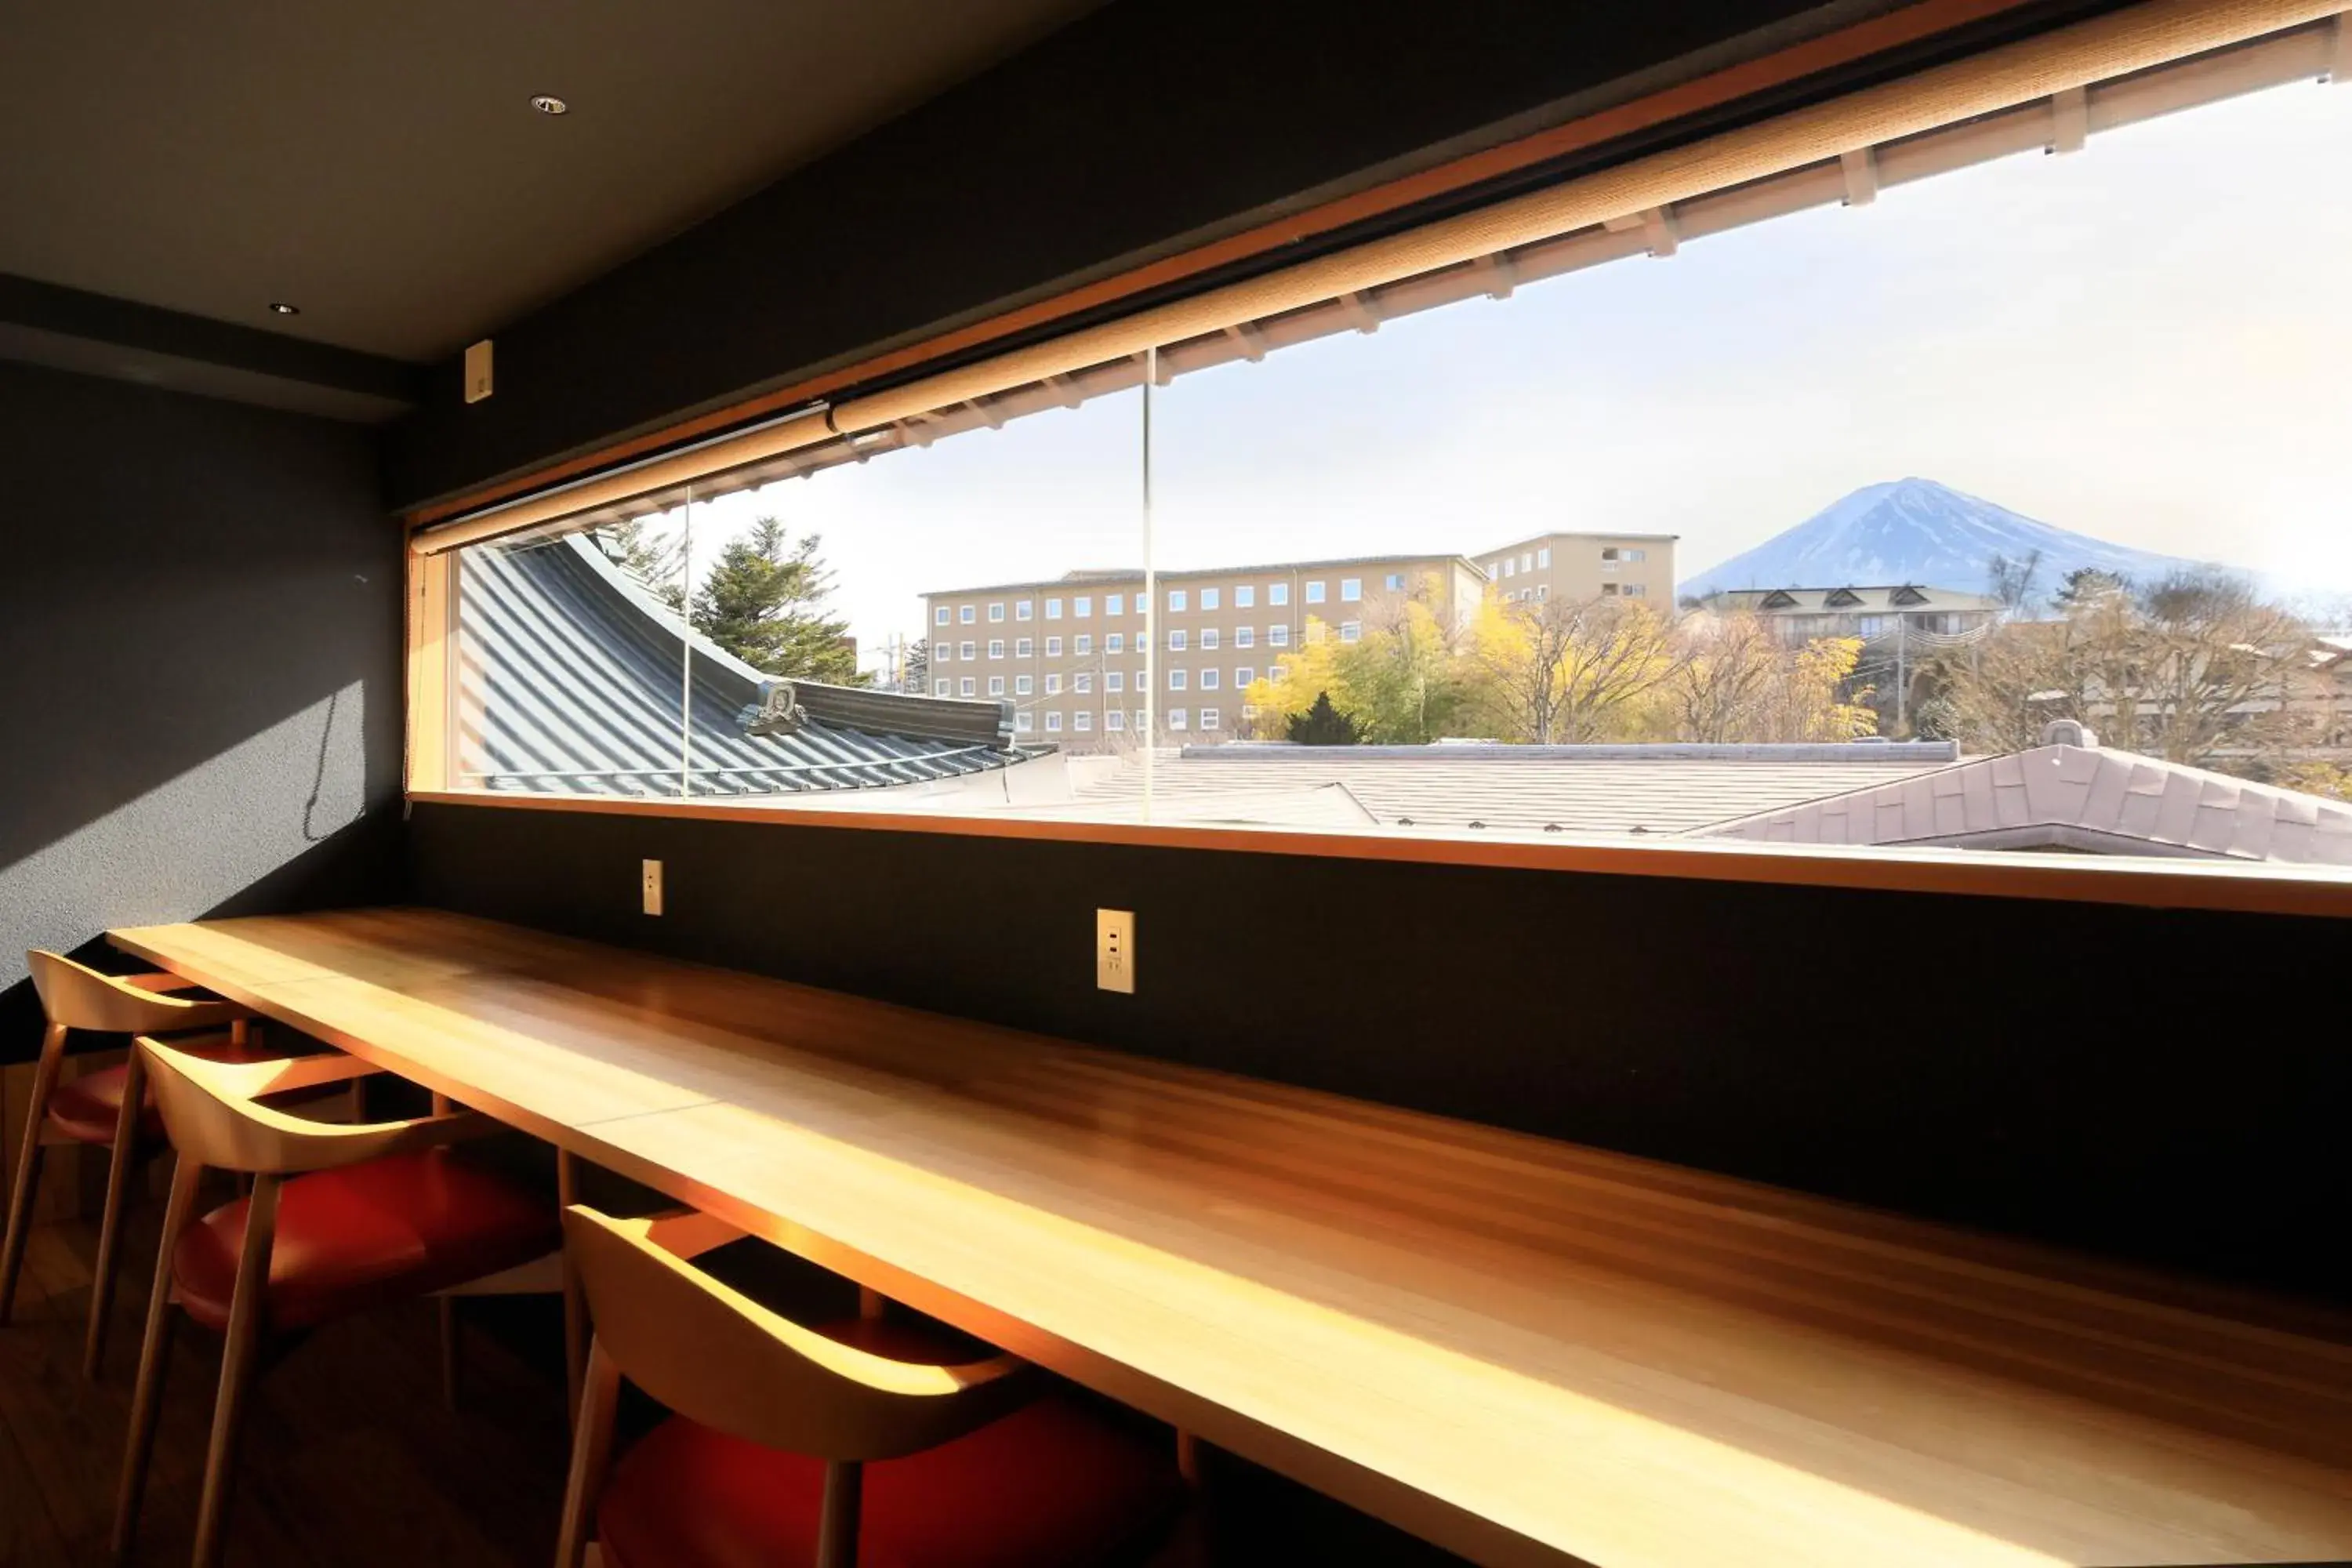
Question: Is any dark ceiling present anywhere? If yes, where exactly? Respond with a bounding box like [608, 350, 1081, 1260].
[0, 0, 1099, 366]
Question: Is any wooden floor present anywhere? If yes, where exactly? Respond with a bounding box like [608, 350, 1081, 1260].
[0, 1200, 1461, 1568]
[0, 1196, 573, 1568]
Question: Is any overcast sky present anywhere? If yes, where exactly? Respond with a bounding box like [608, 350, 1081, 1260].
[639, 73, 2352, 666]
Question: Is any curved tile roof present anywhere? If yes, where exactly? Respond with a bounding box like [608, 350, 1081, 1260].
[455, 534, 1035, 797]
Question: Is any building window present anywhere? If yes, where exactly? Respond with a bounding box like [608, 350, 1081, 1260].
[1385, 573, 1404, 590]
[1046, 673, 1063, 694]
[1014, 711, 1033, 732]
[934, 605, 950, 626]
[934, 642, 952, 662]
[1200, 668, 1220, 690]
[1107, 671, 1124, 692]
[1235, 666, 1254, 686]
[989, 603, 1005, 622]
[1305, 581, 1326, 604]
[989, 639, 1004, 659]
[934, 679, 951, 696]
[1236, 585, 1255, 608]
[960, 641, 975, 659]
[1341, 578, 1362, 601]
[1503, 559, 1516, 578]
[959, 605, 975, 624]
[1269, 624, 1290, 647]
[1106, 633, 1123, 654]
[1625, 548, 1646, 562]
[1168, 589, 1187, 612]
[1016, 637, 1033, 657]
[1537, 546, 1552, 568]
[989, 676, 1005, 695]
[1269, 583, 1290, 606]
[1105, 710, 1124, 731]
[1045, 710, 1063, 732]
[1169, 630, 1187, 652]
[1200, 709, 1220, 731]
[1016, 601, 1033, 621]
[1601, 548, 1620, 561]
[1076, 596, 1092, 618]
[1075, 672, 1093, 693]
[1045, 636, 1062, 656]
[1168, 669, 1189, 690]
[1340, 621, 1362, 642]
[1200, 627, 1219, 650]
[1075, 711, 1093, 731]
[1015, 674, 1033, 695]
[1602, 583, 1621, 596]
[1536, 585, 1548, 601]
[1200, 587, 1221, 611]
[1521, 554, 1533, 572]
[1106, 593, 1123, 615]
[959, 677, 975, 696]
[1235, 626, 1254, 648]
[1070, 634, 1089, 655]
[1167, 708, 1188, 731]
[1623, 583, 1648, 597]
[1046, 597, 1063, 619]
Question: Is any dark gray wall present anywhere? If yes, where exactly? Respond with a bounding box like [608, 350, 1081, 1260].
[410, 802, 2352, 1311]
[0, 359, 403, 1062]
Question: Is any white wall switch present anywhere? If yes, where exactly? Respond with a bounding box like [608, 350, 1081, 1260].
[1096, 908, 1134, 993]
[641, 858, 663, 916]
[464, 338, 495, 403]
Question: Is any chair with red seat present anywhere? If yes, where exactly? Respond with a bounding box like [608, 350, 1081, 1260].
[111, 1033, 564, 1568]
[0, 949, 267, 1374]
[556, 1204, 1188, 1568]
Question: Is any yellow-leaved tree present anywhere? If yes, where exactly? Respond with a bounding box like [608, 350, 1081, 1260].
[1466, 596, 1683, 744]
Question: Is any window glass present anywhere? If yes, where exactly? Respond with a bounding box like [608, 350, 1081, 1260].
[1269, 583, 1290, 606]
[1236, 585, 1255, 607]
[1201, 587, 1221, 611]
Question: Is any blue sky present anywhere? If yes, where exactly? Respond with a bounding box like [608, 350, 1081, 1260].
[646, 73, 2352, 666]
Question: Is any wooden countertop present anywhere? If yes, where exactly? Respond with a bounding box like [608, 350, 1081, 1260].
[113, 909, 2352, 1567]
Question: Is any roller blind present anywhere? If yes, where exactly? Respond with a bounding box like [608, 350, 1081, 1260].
[414, 0, 2350, 557]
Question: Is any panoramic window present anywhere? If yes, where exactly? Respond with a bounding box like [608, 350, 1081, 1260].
[421, 25, 2352, 877]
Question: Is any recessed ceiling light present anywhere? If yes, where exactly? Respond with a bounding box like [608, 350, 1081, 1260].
[530, 94, 568, 116]
[267, 302, 300, 316]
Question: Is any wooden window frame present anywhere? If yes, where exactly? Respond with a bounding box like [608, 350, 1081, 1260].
[403, 0, 2352, 921]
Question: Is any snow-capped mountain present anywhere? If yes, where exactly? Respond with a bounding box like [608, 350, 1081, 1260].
[1677, 478, 2225, 601]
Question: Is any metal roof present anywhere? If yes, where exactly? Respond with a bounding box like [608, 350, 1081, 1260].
[1067, 744, 1958, 835]
[456, 534, 1036, 797]
[1702, 741, 2352, 865]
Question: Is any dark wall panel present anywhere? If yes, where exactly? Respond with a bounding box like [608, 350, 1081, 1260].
[408, 802, 2350, 1308]
[0, 360, 403, 1062]
[383, 0, 1875, 507]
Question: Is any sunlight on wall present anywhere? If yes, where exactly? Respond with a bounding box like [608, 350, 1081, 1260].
[0, 682, 368, 989]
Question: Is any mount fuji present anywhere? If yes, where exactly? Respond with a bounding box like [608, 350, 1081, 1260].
[1676, 478, 2230, 601]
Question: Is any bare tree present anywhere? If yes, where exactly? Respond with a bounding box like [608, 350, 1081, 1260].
[1470, 596, 1684, 744]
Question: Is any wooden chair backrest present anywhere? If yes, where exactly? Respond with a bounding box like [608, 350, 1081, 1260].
[137, 1036, 477, 1176]
[27, 950, 241, 1036]
[564, 1205, 1033, 1462]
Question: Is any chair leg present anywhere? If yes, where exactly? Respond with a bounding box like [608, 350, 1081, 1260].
[0, 1022, 68, 1326]
[815, 1460, 862, 1568]
[557, 1149, 587, 1422]
[554, 1338, 620, 1568]
[111, 1152, 203, 1564]
[438, 1296, 463, 1410]
[190, 1170, 278, 1568]
[84, 1045, 148, 1377]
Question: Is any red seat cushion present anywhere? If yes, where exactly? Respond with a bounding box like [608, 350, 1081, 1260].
[45, 1033, 267, 1145]
[172, 1149, 558, 1333]
[599, 1345, 1185, 1568]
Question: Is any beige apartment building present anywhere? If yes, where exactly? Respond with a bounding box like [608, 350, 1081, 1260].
[1476, 532, 1679, 607]
[923, 554, 1485, 748]
[922, 532, 1679, 750]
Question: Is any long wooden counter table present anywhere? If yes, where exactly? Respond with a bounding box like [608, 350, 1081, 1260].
[113, 909, 2352, 1567]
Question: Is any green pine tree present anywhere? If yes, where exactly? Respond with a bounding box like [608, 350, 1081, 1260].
[690, 516, 865, 684]
[1287, 691, 1365, 745]
[592, 517, 685, 612]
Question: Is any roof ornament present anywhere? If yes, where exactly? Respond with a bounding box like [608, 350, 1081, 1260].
[2038, 719, 2099, 749]
[742, 680, 805, 738]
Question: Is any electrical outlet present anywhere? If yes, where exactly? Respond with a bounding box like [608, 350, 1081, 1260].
[641, 858, 663, 916]
[1096, 909, 1134, 993]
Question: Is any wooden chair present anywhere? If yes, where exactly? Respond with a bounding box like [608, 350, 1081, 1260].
[556, 1204, 1188, 1568]
[111, 1035, 565, 1568]
[0, 950, 265, 1374]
